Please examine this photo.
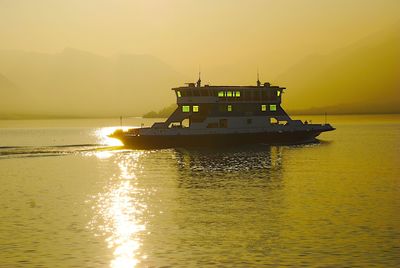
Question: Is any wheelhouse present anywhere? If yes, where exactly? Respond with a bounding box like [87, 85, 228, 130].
[172, 81, 285, 118]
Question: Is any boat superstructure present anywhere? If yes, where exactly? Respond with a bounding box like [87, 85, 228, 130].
[111, 77, 334, 148]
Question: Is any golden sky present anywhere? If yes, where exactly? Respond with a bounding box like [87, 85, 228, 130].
[0, 0, 399, 117]
[1, 0, 399, 78]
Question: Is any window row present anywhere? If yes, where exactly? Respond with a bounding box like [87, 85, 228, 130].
[218, 91, 241, 97]
[182, 105, 199, 113]
[224, 104, 276, 112]
[182, 104, 277, 113]
[262, 104, 277, 111]
[176, 90, 281, 98]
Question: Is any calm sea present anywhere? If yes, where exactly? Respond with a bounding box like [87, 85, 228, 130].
[0, 115, 399, 267]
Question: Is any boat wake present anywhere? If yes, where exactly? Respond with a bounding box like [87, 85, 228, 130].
[0, 144, 123, 159]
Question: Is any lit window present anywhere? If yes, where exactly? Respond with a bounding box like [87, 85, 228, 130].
[177, 91, 181, 97]
[227, 91, 233, 97]
[182, 105, 190, 112]
[227, 105, 232, 112]
[193, 105, 199, 112]
[277, 91, 281, 97]
[270, 104, 277, 111]
[235, 91, 241, 97]
[218, 91, 224, 97]
[261, 104, 267, 111]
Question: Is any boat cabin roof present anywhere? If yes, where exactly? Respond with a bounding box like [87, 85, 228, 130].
[172, 83, 285, 91]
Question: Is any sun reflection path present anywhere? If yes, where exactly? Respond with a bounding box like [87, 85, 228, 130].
[88, 151, 147, 268]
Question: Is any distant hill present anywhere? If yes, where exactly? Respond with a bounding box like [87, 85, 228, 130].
[143, 104, 177, 118]
[275, 24, 400, 114]
[0, 48, 184, 118]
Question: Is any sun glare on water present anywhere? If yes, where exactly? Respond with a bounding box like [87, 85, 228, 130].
[95, 126, 133, 147]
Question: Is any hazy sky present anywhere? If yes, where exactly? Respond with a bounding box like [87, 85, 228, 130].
[1, 0, 399, 79]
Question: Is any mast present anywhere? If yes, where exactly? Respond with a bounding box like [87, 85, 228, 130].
[196, 66, 201, 87]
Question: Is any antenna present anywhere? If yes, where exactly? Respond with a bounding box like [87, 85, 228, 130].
[257, 67, 261, 87]
[196, 65, 201, 87]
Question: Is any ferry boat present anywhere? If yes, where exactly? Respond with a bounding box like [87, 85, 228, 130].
[110, 76, 335, 149]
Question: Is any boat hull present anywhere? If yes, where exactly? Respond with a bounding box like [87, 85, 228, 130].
[111, 129, 330, 149]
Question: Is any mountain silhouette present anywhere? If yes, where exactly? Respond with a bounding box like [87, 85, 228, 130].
[0, 48, 184, 118]
[1, 22, 399, 119]
[275, 23, 400, 114]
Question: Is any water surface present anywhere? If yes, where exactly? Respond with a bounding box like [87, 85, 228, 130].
[0, 115, 399, 267]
